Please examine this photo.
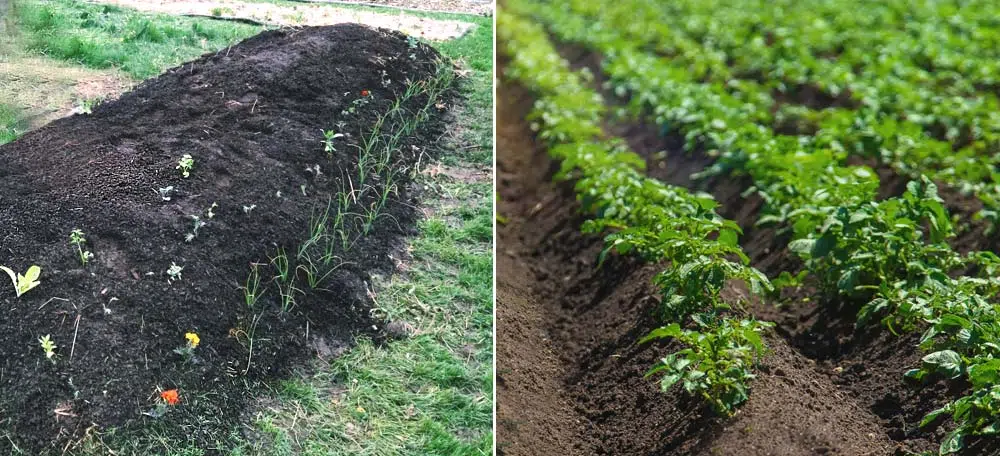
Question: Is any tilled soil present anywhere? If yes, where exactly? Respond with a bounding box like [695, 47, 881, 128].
[0, 24, 451, 453]
[497, 63, 994, 454]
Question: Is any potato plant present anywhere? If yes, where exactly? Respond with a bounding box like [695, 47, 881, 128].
[500, 9, 772, 415]
[504, 0, 1000, 450]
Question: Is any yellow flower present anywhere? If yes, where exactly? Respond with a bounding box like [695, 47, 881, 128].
[185, 332, 200, 349]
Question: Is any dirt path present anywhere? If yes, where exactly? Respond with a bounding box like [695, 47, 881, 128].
[495, 68, 939, 454]
[0, 56, 132, 130]
[88, 0, 477, 40]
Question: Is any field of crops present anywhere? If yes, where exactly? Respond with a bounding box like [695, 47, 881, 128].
[496, 1, 1000, 454]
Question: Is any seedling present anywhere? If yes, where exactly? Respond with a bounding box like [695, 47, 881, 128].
[173, 332, 200, 362]
[166, 263, 183, 283]
[241, 263, 266, 308]
[270, 249, 290, 284]
[39, 335, 56, 363]
[69, 229, 94, 265]
[158, 186, 175, 201]
[176, 154, 194, 178]
[242, 204, 256, 215]
[322, 130, 345, 157]
[207, 202, 218, 219]
[1, 265, 41, 298]
[185, 215, 205, 242]
[277, 276, 303, 313]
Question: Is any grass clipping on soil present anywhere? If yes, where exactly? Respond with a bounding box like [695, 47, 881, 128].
[0, 24, 455, 453]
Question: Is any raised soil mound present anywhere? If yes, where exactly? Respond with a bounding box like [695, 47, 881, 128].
[0, 23, 450, 453]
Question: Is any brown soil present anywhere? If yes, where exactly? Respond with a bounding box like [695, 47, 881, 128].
[496, 54, 998, 454]
[0, 24, 451, 454]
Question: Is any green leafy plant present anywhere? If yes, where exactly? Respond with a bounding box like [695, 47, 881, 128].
[1, 265, 41, 298]
[38, 335, 56, 363]
[166, 262, 183, 283]
[69, 229, 94, 265]
[176, 154, 194, 178]
[322, 130, 345, 157]
[642, 319, 773, 416]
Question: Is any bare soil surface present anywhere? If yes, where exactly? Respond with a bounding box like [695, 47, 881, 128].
[497, 50, 998, 454]
[89, 0, 477, 40]
[0, 24, 452, 454]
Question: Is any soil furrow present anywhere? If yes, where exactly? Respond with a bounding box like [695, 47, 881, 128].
[497, 77, 895, 455]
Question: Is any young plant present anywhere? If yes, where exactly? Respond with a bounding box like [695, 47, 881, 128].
[276, 275, 302, 313]
[270, 248, 290, 284]
[173, 332, 200, 362]
[241, 263, 266, 308]
[158, 186, 175, 201]
[641, 319, 773, 416]
[176, 154, 194, 178]
[322, 130, 345, 157]
[39, 335, 56, 363]
[69, 229, 94, 265]
[146, 388, 180, 418]
[166, 262, 184, 283]
[1, 265, 41, 298]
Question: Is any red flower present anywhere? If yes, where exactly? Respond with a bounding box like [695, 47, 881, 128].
[361, 90, 370, 97]
[160, 389, 180, 406]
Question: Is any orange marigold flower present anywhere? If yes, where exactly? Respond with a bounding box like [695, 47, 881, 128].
[160, 389, 180, 406]
[361, 90, 370, 97]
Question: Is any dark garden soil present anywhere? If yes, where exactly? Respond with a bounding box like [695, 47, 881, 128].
[497, 56, 999, 454]
[0, 24, 453, 453]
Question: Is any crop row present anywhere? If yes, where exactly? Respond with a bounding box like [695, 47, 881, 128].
[499, 8, 773, 416]
[521, 0, 1000, 230]
[509, 0, 1000, 452]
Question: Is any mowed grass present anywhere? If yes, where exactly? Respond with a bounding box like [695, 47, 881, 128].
[257, 182, 493, 455]
[13, 0, 263, 79]
[0, 104, 21, 145]
[3, 3, 493, 455]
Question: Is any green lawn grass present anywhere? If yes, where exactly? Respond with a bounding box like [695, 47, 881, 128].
[5, 2, 494, 454]
[0, 104, 21, 145]
[13, 0, 263, 79]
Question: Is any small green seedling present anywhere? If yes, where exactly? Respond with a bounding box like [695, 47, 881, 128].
[39, 335, 56, 363]
[69, 229, 94, 265]
[243, 204, 256, 215]
[1, 265, 41, 298]
[167, 263, 184, 283]
[158, 186, 175, 201]
[207, 202, 218, 219]
[322, 130, 345, 157]
[177, 154, 194, 178]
